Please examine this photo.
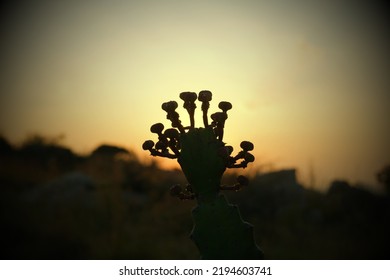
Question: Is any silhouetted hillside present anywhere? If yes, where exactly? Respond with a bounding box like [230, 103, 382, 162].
[0, 135, 389, 259]
[91, 144, 130, 157]
[0, 136, 14, 155]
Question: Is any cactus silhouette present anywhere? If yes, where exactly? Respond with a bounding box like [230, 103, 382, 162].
[143, 90, 263, 259]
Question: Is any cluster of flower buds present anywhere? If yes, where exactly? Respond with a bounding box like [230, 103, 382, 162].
[142, 122, 181, 159]
[142, 90, 255, 199]
[219, 141, 255, 169]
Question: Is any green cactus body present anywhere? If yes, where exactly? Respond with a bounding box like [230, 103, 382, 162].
[178, 127, 224, 203]
[191, 195, 263, 259]
[178, 127, 262, 259]
[143, 91, 263, 259]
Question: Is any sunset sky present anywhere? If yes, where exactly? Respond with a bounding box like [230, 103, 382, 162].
[1, 0, 389, 191]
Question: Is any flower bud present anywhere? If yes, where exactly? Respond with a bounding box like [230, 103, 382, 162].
[150, 123, 164, 134]
[237, 175, 249, 186]
[218, 101, 232, 112]
[164, 128, 180, 139]
[142, 140, 154, 151]
[180, 91, 197, 103]
[162, 101, 178, 112]
[198, 90, 212, 102]
[170, 184, 182, 196]
[225, 145, 233, 155]
[240, 141, 254, 151]
[244, 153, 255, 162]
[155, 140, 168, 150]
[211, 112, 227, 123]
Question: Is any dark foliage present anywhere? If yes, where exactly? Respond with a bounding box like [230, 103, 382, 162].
[0, 135, 389, 259]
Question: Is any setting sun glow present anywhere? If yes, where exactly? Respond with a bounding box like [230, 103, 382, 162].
[1, 0, 389, 191]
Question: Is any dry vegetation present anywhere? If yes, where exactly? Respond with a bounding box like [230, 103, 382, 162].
[0, 135, 389, 259]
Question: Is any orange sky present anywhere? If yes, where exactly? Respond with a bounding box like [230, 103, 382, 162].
[1, 0, 389, 192]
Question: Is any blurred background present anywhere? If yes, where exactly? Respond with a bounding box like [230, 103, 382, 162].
[0, 0, 389, 259]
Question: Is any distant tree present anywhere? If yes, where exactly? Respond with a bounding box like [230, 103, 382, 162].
[91, 144, 129, 158]
[0, 136, 14, 155]
[377, 165, 390, 194]
[328, 180, 351, 195]
[19, 134, 77, 170]
[21, 134, 65, 147]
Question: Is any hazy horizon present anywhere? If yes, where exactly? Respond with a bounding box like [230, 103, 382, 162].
[1, 0, 389, 192]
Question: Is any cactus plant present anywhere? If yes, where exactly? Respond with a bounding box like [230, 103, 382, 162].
[142, 90, 263, 259]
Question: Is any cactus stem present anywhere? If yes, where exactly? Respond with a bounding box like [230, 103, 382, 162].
[150, 149, 178, 159]
[168, 141, 180, 156]
[202, 110, 209, 127]
[170, 184, 195, 200]
[228, 162, 248, 169]
[180, 91, 197, 128]
[220, 184, 242, 191]
[198, 90, 212, 128]
[144, 91, 262, 259]
[232, 151, 246, 161]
